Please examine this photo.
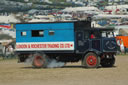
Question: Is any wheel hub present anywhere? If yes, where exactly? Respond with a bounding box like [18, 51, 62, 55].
[34, 56, 44, 67]
[86, 56, 97, 66]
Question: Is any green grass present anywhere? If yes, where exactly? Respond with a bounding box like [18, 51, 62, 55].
[9, 0, 25, 3]
[9, 0, 67, 3]
[0, 57, 17, 62]
[0, 57, 3, 61]
[50, 0, 66, 2]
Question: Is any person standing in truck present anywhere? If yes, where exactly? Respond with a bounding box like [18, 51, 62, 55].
[90, 32, 96, 39]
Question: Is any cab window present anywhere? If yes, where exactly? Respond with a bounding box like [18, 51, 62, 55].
[101, 31, 114, 38]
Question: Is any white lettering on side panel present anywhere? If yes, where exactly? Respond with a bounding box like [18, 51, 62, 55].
[16, 42, 74, 51]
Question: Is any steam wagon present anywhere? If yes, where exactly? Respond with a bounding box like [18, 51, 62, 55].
[15, 21, 117, 68]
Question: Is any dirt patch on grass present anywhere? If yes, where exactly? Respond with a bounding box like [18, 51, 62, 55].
[0, 55, 128, 85]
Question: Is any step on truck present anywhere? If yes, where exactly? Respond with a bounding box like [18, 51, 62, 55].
[15, 20, 117, 68]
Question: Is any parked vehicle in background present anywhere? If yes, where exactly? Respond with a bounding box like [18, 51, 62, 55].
[116, 36, 128, 53]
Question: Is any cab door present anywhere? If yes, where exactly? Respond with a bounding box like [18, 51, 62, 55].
[76, 31, 89, 53]
[90, 31, 101, 51]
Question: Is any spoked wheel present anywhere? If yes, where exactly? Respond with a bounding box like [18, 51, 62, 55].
[101, 55, 115, 67]
[32, 53, 48, 68]
[82, 52, 100, 68]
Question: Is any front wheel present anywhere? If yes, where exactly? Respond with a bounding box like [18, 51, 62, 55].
[82, 52, 100, 68]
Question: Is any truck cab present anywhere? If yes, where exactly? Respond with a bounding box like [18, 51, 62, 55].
[76, 28, 117, 54]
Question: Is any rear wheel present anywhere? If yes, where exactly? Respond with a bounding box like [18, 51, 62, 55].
[101, 55, 115, 67]
[32, 53, 48, 68]
[82, 52, 100, 68]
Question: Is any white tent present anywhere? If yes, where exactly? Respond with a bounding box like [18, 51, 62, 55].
[0, 15, 20, 23]
[62, 6, 103, 13]
[93, 14, 128, 19]
[114, 25, 128, 36]
[105, 5, 128, 10]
